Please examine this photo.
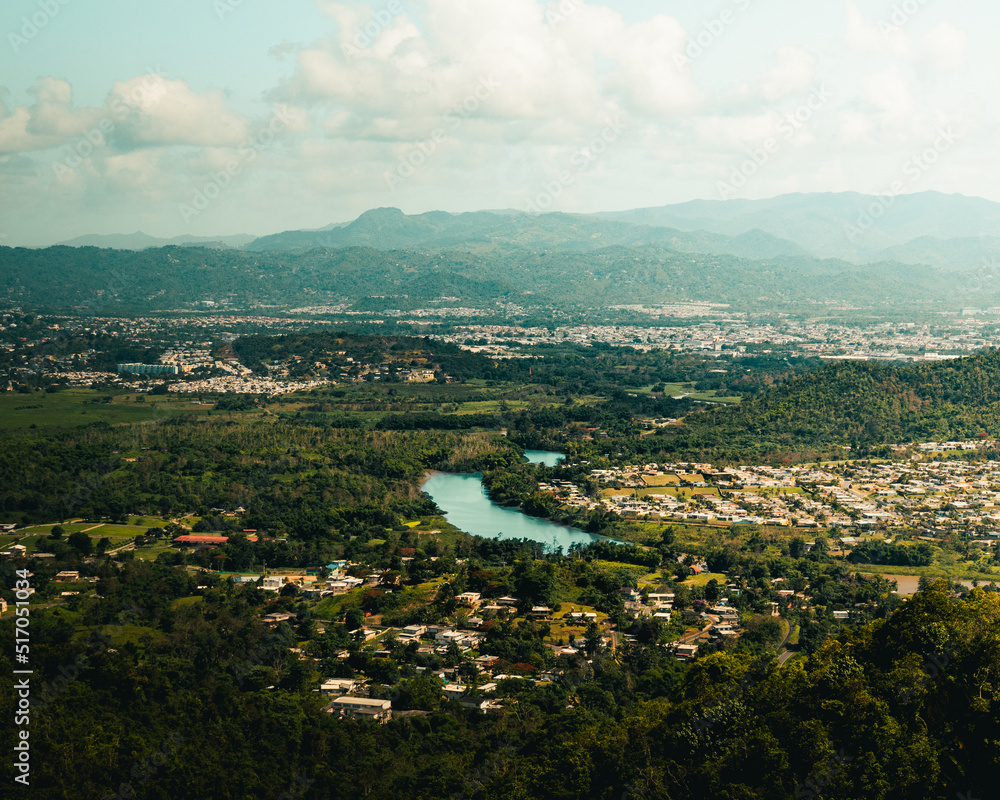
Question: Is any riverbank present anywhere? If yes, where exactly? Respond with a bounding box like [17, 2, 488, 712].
[420, 469, 442, 487]
[422, 470, 613, 552]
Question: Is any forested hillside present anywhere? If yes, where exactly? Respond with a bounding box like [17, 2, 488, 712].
[0, 240, 983, 313]
[643, 350, 1000, 461]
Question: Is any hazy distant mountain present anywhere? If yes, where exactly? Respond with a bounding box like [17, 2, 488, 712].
[248, 207, 810, 261]
[56, 232, 257, 250]
[594, 191, 1000, 263]
[872, 235, 1000, 273]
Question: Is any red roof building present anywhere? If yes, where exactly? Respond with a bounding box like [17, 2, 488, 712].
[171, 534, 258, 547]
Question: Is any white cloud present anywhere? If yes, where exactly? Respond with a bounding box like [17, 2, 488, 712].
[844, 0, 914, 58]
[754, 47, 818, 103]
[108, 76, 249, 148]
[0, 0, 993, 243]
[921, 22, 967, 71]
[0, 75, 251, 156]
[0, 78, 101, 153]
[276, 0, 698, 141]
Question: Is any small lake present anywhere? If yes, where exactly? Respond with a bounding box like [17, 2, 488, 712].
[423, 470, 614, 553]
[523, 449, 566, 467]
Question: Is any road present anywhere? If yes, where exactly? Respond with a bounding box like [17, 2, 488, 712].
[776, 618, 795, 664]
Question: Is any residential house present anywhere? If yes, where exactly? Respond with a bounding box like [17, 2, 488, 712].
[675, 643, 699, 660]
[398, 625, 427, 641]
[328, 696, 391, 723]
[442, 684, 467, 702]
[538, 668, 565, 683]
[474, 655, 500, 671]
[319, 678, 359, 696]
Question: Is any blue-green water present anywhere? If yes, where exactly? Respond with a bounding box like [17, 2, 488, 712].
[423, 470, 611, 552]
[523, 449, 566, 467]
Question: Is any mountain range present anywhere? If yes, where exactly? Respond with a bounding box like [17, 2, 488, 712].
[47, 191, 1000, 275]
[55, 232, 258, 250]
[49, 191, 1000, 273]
[9, 191, 998, 313]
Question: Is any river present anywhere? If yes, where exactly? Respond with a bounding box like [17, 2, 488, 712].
[422, 450, 613, 552]
[882, 574, 984, 595]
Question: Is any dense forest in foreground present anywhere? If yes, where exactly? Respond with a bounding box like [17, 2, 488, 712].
[1, 577, 997, 799]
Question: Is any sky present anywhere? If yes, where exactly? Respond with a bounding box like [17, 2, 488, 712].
[0, 0, 996, 245]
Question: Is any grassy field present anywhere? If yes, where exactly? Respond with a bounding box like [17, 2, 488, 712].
[313, 588, 365, 621]
[126, 516, 174, 528]
[682, 571, 729, 588]
[636, 486, 721, 499]
[641, 475, 680, 486]
[0, 389, 213, 431]
[19, 523, 97, 535]
[635, 383, 742, 405]
[787, 623, 801, 646]
[131, 543, 175, 561]
[546, 602, 609, 645]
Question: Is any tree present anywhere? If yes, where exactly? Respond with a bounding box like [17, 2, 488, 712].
[583, 622, 604, 656]
[345, 608, 364, 630]
[49, 525, 65, 540]
[393, 675, 443, 711]
[68, 530, 93, 556]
